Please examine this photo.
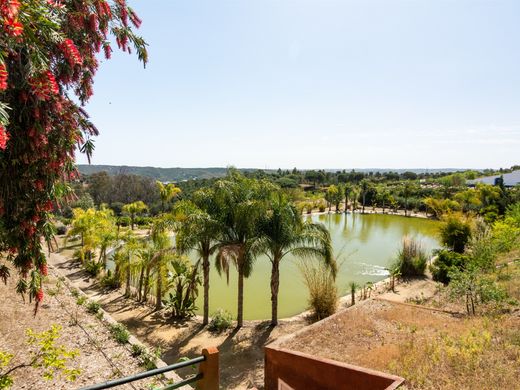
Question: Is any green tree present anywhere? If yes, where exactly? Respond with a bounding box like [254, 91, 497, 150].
[400, 182, 419, 217]
[122, 201, 148, 230]
[359, 179, 372, 214]
[325, 185, 339, 212]
[175, 189, 221, 325]
[0, 0, 147, 300]
[440, 214, 472, 253]
[149, 222, 173, 311]
[343, 183, 353, 212]
[257, 194, 336, 326]
[213, 172, 275, 327]
[156, 181, 181, 213]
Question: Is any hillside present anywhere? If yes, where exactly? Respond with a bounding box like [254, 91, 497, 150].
[77, 164, 463, 183]
[77, 165, 230, 182]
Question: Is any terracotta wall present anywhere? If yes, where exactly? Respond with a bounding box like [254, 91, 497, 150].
[264, 346, 404, 390]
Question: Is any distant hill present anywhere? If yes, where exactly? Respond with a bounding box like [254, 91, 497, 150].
[77, 165, 464, 183]
[77, 165, 230, 182]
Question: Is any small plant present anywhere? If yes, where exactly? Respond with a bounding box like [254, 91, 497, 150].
[86, 301, 101, 314]
[95, 311, 104, 321]
[208, 309, 233, 332]
[84, 260, 103, 277]
[75, 295, 87, 306]
[348, 281, 359, 305]
[131, 344, 146, 357]
[130, 344, 160, 370]
[70, 288, 80, 298]
[109, 323, 129, 344]
[0, 325, 80, 389]
[100, 270, 120, 289]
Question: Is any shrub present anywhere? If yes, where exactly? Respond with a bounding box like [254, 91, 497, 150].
[430, 249, 468, 284]
[100, 270, 120, 289]
[70, 288, 80, 298]
[86, 301, 101, 314]
[117, 216, 131, 227]
[109, 324, 129, 344]
[75, 295, 87, 306]
[439, 214, 472, 253]
[394, 237, 428, 277]
[299, 260, 338, 321]
[84, 261, 103, 277]
[208, 309, 233, 332]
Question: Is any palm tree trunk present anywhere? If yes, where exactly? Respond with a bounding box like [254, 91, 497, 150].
[125, 261, 131, 297]
[237, 267, 244, 328]
[137, 266, 145, 301]
[143, 266, 151, 302]
[270, 256, 280, 326]
[202, 254, 210, 325]
[155, 265, 163, 310]
[362, 194, 366, 213]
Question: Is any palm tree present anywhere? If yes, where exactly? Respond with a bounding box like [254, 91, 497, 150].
[257, 193, 336, 326]
[149, 222, 173, 311]
[343, 183, 353, 212]
[122, 201, 148, 230]
[359, 179, 371, 214]
[213, 172, 274, 328]
[174, 189, 221, 325]
[156, 181, 182, 213]
[114, 231, 141, 297]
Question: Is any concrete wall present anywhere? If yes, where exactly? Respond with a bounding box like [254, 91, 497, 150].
[265, 346, 403, 390]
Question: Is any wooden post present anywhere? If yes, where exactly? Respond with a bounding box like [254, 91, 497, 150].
[196, 347, 219, 390]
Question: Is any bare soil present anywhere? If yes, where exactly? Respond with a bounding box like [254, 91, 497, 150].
[0, 262, 165, 390]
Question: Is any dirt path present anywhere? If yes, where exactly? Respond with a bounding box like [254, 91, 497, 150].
[48, 247, 308, 389]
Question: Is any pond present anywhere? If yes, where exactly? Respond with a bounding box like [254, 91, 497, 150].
[193, 212, 441, 320]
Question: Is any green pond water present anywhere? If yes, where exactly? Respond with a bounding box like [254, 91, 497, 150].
[192, 213, 440, 320]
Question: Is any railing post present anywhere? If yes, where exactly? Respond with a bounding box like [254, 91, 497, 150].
[196, 347, 219, 390]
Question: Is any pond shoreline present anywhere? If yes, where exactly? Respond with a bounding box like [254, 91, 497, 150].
[303, 206, 432, 219]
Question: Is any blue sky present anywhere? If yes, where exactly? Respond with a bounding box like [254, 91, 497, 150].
[77, 0, 520, 169]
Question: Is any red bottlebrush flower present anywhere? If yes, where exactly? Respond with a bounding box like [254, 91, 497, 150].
[103, 44, 112, 59]
[61, 38, 83, 66]
[89, 13, 98, 31]
[116, 0, 128, 26]
[0, 63, 7, 91]
[129, 9, 142, 28]
[39, 263, 48, 276]
[46, 71, 59, 95]
[4, 18, 23, 36]
[35, 179, 44, 191]
[1, 0, 21, 19]
[44, 200, 54, 211]
[36, 288, 44, 302]
[0, 125, 9, 150]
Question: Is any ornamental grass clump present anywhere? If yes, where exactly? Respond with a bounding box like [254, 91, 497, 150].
[299, 260, 338, 321]
[394, 237, 428, 277]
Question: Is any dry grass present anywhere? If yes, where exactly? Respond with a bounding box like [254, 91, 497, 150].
[280, 244, 520, 390]
[390, 316, 520, 389]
